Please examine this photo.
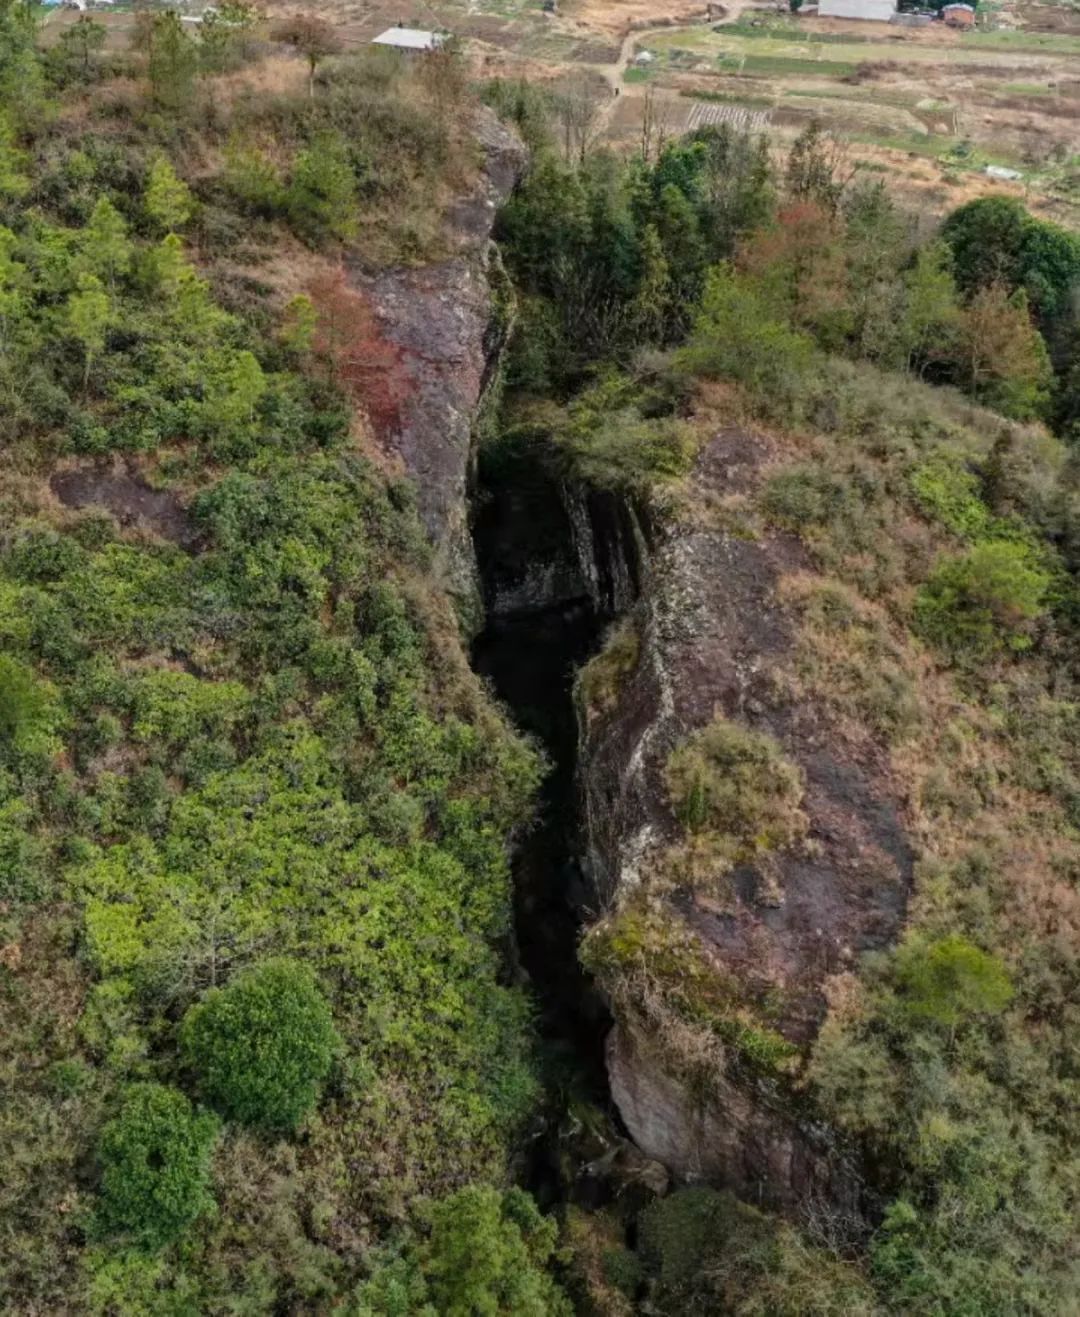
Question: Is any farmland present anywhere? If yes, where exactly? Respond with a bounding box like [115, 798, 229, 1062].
[603, 9, 1080, 224]
[39, 0, 1080, 228]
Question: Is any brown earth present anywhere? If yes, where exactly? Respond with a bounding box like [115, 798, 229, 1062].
[50, 461, 199, 549]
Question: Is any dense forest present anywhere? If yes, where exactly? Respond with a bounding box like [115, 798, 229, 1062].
[1, 0, 1078, 1312]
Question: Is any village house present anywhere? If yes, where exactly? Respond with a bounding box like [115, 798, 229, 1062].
[818, 0, 897, 20]
[371, 26, 448, 53]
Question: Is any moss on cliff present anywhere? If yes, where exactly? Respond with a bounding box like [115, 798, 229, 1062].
[582, 904, 798, 1078]
[576, 615, 642, 726]
[664, 716, 807, 881]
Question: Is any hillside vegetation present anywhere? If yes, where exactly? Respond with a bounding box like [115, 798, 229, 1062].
[0, 6, 568, 1312]
[488, 81, 1080, 1314]
[1, 0, 1079, 1310]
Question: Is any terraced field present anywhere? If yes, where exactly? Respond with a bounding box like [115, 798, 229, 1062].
[685, 99, 772, 132]
[616, 11, 1080, 224]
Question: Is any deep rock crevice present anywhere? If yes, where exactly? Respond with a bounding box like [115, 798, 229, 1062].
[470, 439, 643, 1124]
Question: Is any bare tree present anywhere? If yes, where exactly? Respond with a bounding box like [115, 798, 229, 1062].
[272, 13, 341, 99]
[640, 85, 675, 164]
[552, 72, 605, 165]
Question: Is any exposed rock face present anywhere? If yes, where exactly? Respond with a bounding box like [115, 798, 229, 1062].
[346, 110, 527, 626]
[475, 460, 649, 625]
[607, 1023, 863, 1220]
[578, 427, 914, 1220]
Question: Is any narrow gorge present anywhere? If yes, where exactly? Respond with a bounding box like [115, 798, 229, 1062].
[4, 15, 1077, 1309]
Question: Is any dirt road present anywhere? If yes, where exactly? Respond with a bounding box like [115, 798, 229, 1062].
[591, 0, 761, 130]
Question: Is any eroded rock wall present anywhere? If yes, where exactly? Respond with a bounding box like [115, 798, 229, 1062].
[346, 110, 526, 628]
[578, 427, 915, 1221]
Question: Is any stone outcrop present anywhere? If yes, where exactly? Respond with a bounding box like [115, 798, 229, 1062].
[577, 427, 914, 1221]
[607, 1023, 863, 1220]
[347, 110, 526, 628]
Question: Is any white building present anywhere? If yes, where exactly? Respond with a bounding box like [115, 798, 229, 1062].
[818, 0, 896, 20]
[371, 27, 448, 53]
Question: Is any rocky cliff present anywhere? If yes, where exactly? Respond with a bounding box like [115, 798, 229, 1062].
[346, 110, 526, 630]
[343, 105, 913, 1229]
[577, 426, 915, 1223]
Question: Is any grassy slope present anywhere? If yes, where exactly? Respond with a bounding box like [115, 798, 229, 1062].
[581, 353, 1080, 1310]
[0, 48, 543, 1314]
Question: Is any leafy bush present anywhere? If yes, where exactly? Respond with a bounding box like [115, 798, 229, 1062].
[421, 1185, 571, 1316]
[0, 654, 58, 754]
[909, 458, 994, 540]
[680, 264, 816, 405]
[181, 958, 340, 1131]
[351, 1186, 569, 1316]
[941, 196, 1080, 324]
[664, 716, 806, 862]
[894, 934, 1013, 1030]
[96, 1083, 219, 1248]
[913, 540, 1050, 659]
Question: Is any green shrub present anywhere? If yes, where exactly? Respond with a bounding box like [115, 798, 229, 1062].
[223, 142, 286, 219]
[421, 1185, 571, 1316]
[0, 653, 57, 754]
[664, 716, 806, 862]
[680, 264, 816, 406]
[96, 1083, 219, 1248]
[913, 540, 1050, 659]
[602, 1246, 644, 1300]
[895, 934, 1013, 1030]
[181, 958, 340, 1131]
[909, 458, 994, 540]
[351, 1187, 570, 1316]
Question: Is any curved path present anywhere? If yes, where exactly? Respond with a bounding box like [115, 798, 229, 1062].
[590, 0, 761, 129]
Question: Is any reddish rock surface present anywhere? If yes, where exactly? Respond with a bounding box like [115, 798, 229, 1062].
[580, 427, 914, 1219]
[345, 111, 526, 620]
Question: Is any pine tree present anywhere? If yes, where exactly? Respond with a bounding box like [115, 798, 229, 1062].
[279, 294, 317, 357]
[286, 134, 356, 245]
[82, 197, 132, 291]
[632, 223, 671, 344]
[0, 112, 29, 201]
[145, 154, 193, 235]
[54, 15, 106, 84]
[900, 239, 961, 374]
[65, 272, 110, 390]
[146, 11, 199, 113]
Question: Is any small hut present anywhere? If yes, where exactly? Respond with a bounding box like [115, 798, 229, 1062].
[371, 27, 448, 53]
[942, 3, 976, 27]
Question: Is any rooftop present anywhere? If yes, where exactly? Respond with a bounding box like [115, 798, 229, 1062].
[371, 27, 447, 51]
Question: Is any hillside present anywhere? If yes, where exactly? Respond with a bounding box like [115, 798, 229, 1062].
[1, 2, 1079, 1314]
[0, 9, 565, 1311]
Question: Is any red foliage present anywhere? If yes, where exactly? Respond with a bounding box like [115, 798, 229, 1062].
[307, 268, 412, 439]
